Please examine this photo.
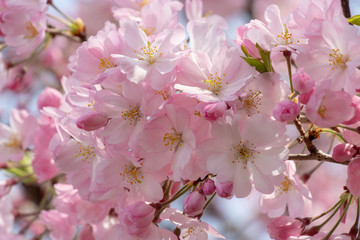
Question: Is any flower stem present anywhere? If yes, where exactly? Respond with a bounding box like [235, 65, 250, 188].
[203, 192, 216, 211]
[321, 129, 347, 143]
[50, 2, 76, 24]
[311, 198, 344, 223]
[323, 195, 353, 240]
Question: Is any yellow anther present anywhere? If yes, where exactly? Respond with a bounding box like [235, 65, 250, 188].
[204, 72, 227, 95]
[24, 21, 38, 39]
[98, 57, 117, 72]
[239, 90, 262, 115]
[73, 143, 96, 164]
[277, 24, 293, 45]
[231, 140, 258, 169]
[119, 164, 144, 185]
[328, 49, 348, 70]
[121, 105, 142, 125]
[163, 128, 182, 151]
[138, 41, 160, 64]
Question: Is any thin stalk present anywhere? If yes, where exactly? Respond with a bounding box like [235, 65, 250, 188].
[46, 13, 72, 27]
[321, 129, 347, 143]
[203, 192, 216, 211]
[323, 195, 353, 240]
[50, 2, 76, 24]
[337, 125, 359, 133]
[284, 53, 294, 92]
[311, 198, 344, 222]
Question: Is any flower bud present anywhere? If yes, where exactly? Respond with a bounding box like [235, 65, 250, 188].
[118, 201, 155, 237]
[292, 68, 315, 94]
[273, 99, 300, 122]
[183, 191, 206, 217]
[76, 112, 108, 131]
[202, 102, 228, 122]
[216, 181, 233, 198]
[202, 179, 216, 196]
[298, 88, 314, 105]
[37, 87, 62, 110]
[332, 143, 358, 162]
[79, 224, 95, 240]
[267, 216, 303, 240]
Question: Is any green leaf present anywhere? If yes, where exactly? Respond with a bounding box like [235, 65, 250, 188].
[240, 45, 250, 57]
[348, 15, 360, 26]
[256, 43, 273, 72]
[241, 56, 267, 73]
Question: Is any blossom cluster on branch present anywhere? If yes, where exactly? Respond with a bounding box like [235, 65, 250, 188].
[0, 0, 359, 239]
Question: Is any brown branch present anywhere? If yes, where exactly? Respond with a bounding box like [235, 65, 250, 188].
[341, 0, 351, 18]
[289, 152, 349, 165]
[293, 116, 317, 154]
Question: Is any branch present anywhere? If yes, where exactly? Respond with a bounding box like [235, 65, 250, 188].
[293, 116, 317, 154]
[289, 152, 349, 165]
[341, 0, 351, 18]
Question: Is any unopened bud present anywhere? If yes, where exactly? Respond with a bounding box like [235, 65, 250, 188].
[183, 191, 206, 217]
[76, 112, 108, 131]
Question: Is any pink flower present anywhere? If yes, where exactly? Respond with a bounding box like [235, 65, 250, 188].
[267, 216, 304, 240]
[198, 114, 288, 197]
[297, 15, 360, 94]
[202, 179, 216, 196]
[37, 87, 62, 110]
[215, 181, 233, 199]
[259, 161, 312, 218]
[342, 96, 360, 125]
[0, 109, 37, 163]
[273, 99, 301, 122]
[346, 157, 360, 196]
[292, 68, 315, 94]
[76, 112, 108, 131]
[202, 102, 228, 122]
[332, 143, 358, 163]
[1, 0, 47, 57]
[161, 208, 225, 240]
[183, 191, 206, 217]
[118, 201, 155, 238]
[39, 210, 76, 240]
[305, 81, 354, 128]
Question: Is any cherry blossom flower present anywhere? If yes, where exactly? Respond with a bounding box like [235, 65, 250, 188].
[198, 114, 288, 197]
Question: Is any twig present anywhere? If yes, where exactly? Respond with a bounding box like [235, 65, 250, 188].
[289, 153, 349, 165]
[341, 0, 351, 18]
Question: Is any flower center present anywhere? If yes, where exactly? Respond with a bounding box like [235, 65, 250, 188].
[231, 140, 258, 169]
[278, 176, 294, 193]
[137, 41, 161, 64]
[182, 227, 203, 239]
[139, 0, 149, 8]
[120, 164, 144, 185]
[24, 21, 38, 39]
[204, 72, 228, 95]
[73, 143, 96, 164]
[98, 57, 117, 72]
[163, 128, 183, 151]
[122, 105, 142, 125]
[4, 134, 22, 151]
[238, 90, 262, 116]
[317, 96, 327, 119]
[328, 49, 348, 70]
[276, 24, 293, 46]
[156, 88, 171, 101]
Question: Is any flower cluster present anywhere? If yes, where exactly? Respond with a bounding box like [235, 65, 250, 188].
[0, 0, 359, 239]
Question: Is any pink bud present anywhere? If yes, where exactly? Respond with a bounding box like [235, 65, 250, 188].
[346, 157, 360, 196]
[183, 191, 206, 217]
[273, 99, 300, 122]
[76, 112, 108, 131]
[267, 216, 303, 240]
[79, 224, 95, 240]
[332, 143, 358, 162]
[292, 68, 315, 94]
[202, 179, 216, 196]
[37, 87, 62, 110]
[216, 181, 233, 198]
[202, 102, 228, 122]
[298, 88, 314, 105]
[118, 201, 155, 236]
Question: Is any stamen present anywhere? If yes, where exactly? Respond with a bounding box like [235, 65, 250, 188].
[203, 72, 228, 95]
[276, 24, 293, 46]
[328, 49, 348, 70]
[119, 164, 144, 185]
[121, 105, 142, 125]
[163, 128, 183, 151]
[98, 57, 117, 72]
[73, 143, 96, 164]
[231, 140, 259, 169]
[4, 134, 22, 151]
[138, 41, 161, 64]
[239, 90, 262, 116]
[24, 21, 38, 39]
[278, 176, 294, 193]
